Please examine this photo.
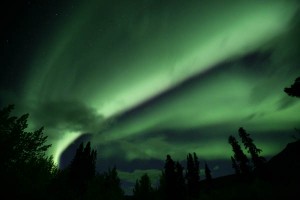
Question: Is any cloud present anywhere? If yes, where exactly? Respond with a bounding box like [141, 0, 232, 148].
[31, 100, 104, 132]
[25, 100, 106, 164]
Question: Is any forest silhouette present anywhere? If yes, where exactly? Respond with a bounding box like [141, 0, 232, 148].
[0, 77, 299, 199]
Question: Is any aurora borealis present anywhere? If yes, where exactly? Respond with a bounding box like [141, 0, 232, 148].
[1, 0, 300, 192]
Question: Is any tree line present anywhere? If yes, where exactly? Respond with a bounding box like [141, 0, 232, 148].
[0, 103, 267, 200]
[0, 77, 298, 199]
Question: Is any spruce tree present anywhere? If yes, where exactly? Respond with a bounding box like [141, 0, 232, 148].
[204, 162, 212, 191]
[175, 162, 186, 199]
[238, 127, 265, 172]
[284, 77, 300, 97]
[103, 166, 124, 199]
[193, 153, 200, 182]
[160, 155, 186, 200]
[133, 173, 153, 200]
[231, 156, 240, 175]
[164, 155, 176, 200]
[228, 135, 250, 175]
[186, 152, 200, 198]
[69, 141, 97, 196]
[284, 78, 300, 140]
[205, 162, 212, 182]
[186, 153, 194, 195]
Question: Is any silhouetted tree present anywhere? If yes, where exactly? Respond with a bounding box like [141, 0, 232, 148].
[159, 155, 186, 200]
[186, 152, 200, 198]
[158, 171, 166, 199]
[103, 166, 124, 199]
[68, 141, 97, 197]
[0, 105, 52, 169]
[228, 135, 250, 176]
[204, 162, 213, 192]
[284, 79, 300, 141]
[164, 155, 177, 200]
[238, 127, 266, 172]
[284, 77, 300, 97]
[0, 105, 56, 199]
[231, 156, 240, 175]
[175, 161, 186, 199]
[82, 167, 124, 200]
[84, 173, 106, 200]
[133, 173, 153, 200]
[205, 162, 212, 183]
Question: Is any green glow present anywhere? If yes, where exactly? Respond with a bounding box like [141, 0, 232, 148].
[94, 74, 300, 144]
[16, 0, 300, 166]
[104, 133, 284, 163]
[52, 131, 81, 165]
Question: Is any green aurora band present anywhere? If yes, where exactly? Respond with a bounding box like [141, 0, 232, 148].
[17, 0, 300, 167]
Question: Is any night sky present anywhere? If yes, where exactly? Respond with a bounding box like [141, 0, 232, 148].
[1, 0, 300, 193]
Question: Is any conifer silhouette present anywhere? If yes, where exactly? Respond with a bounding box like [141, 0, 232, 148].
[133, 173, 153, 200]
[238, 127, 266, 172]
[284, 77, 300, 97]
[160, 155, 187, 200]
[103, 166, 124, 199]
[205, 162, 212, 182]
[175, 161, 186, 199]
[228, 135, 250, 175]
[231, 156, 241, 175]
[69, 141, 97, 196]
[164, 155, 176, 200]
[186, 152, 200, 198]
